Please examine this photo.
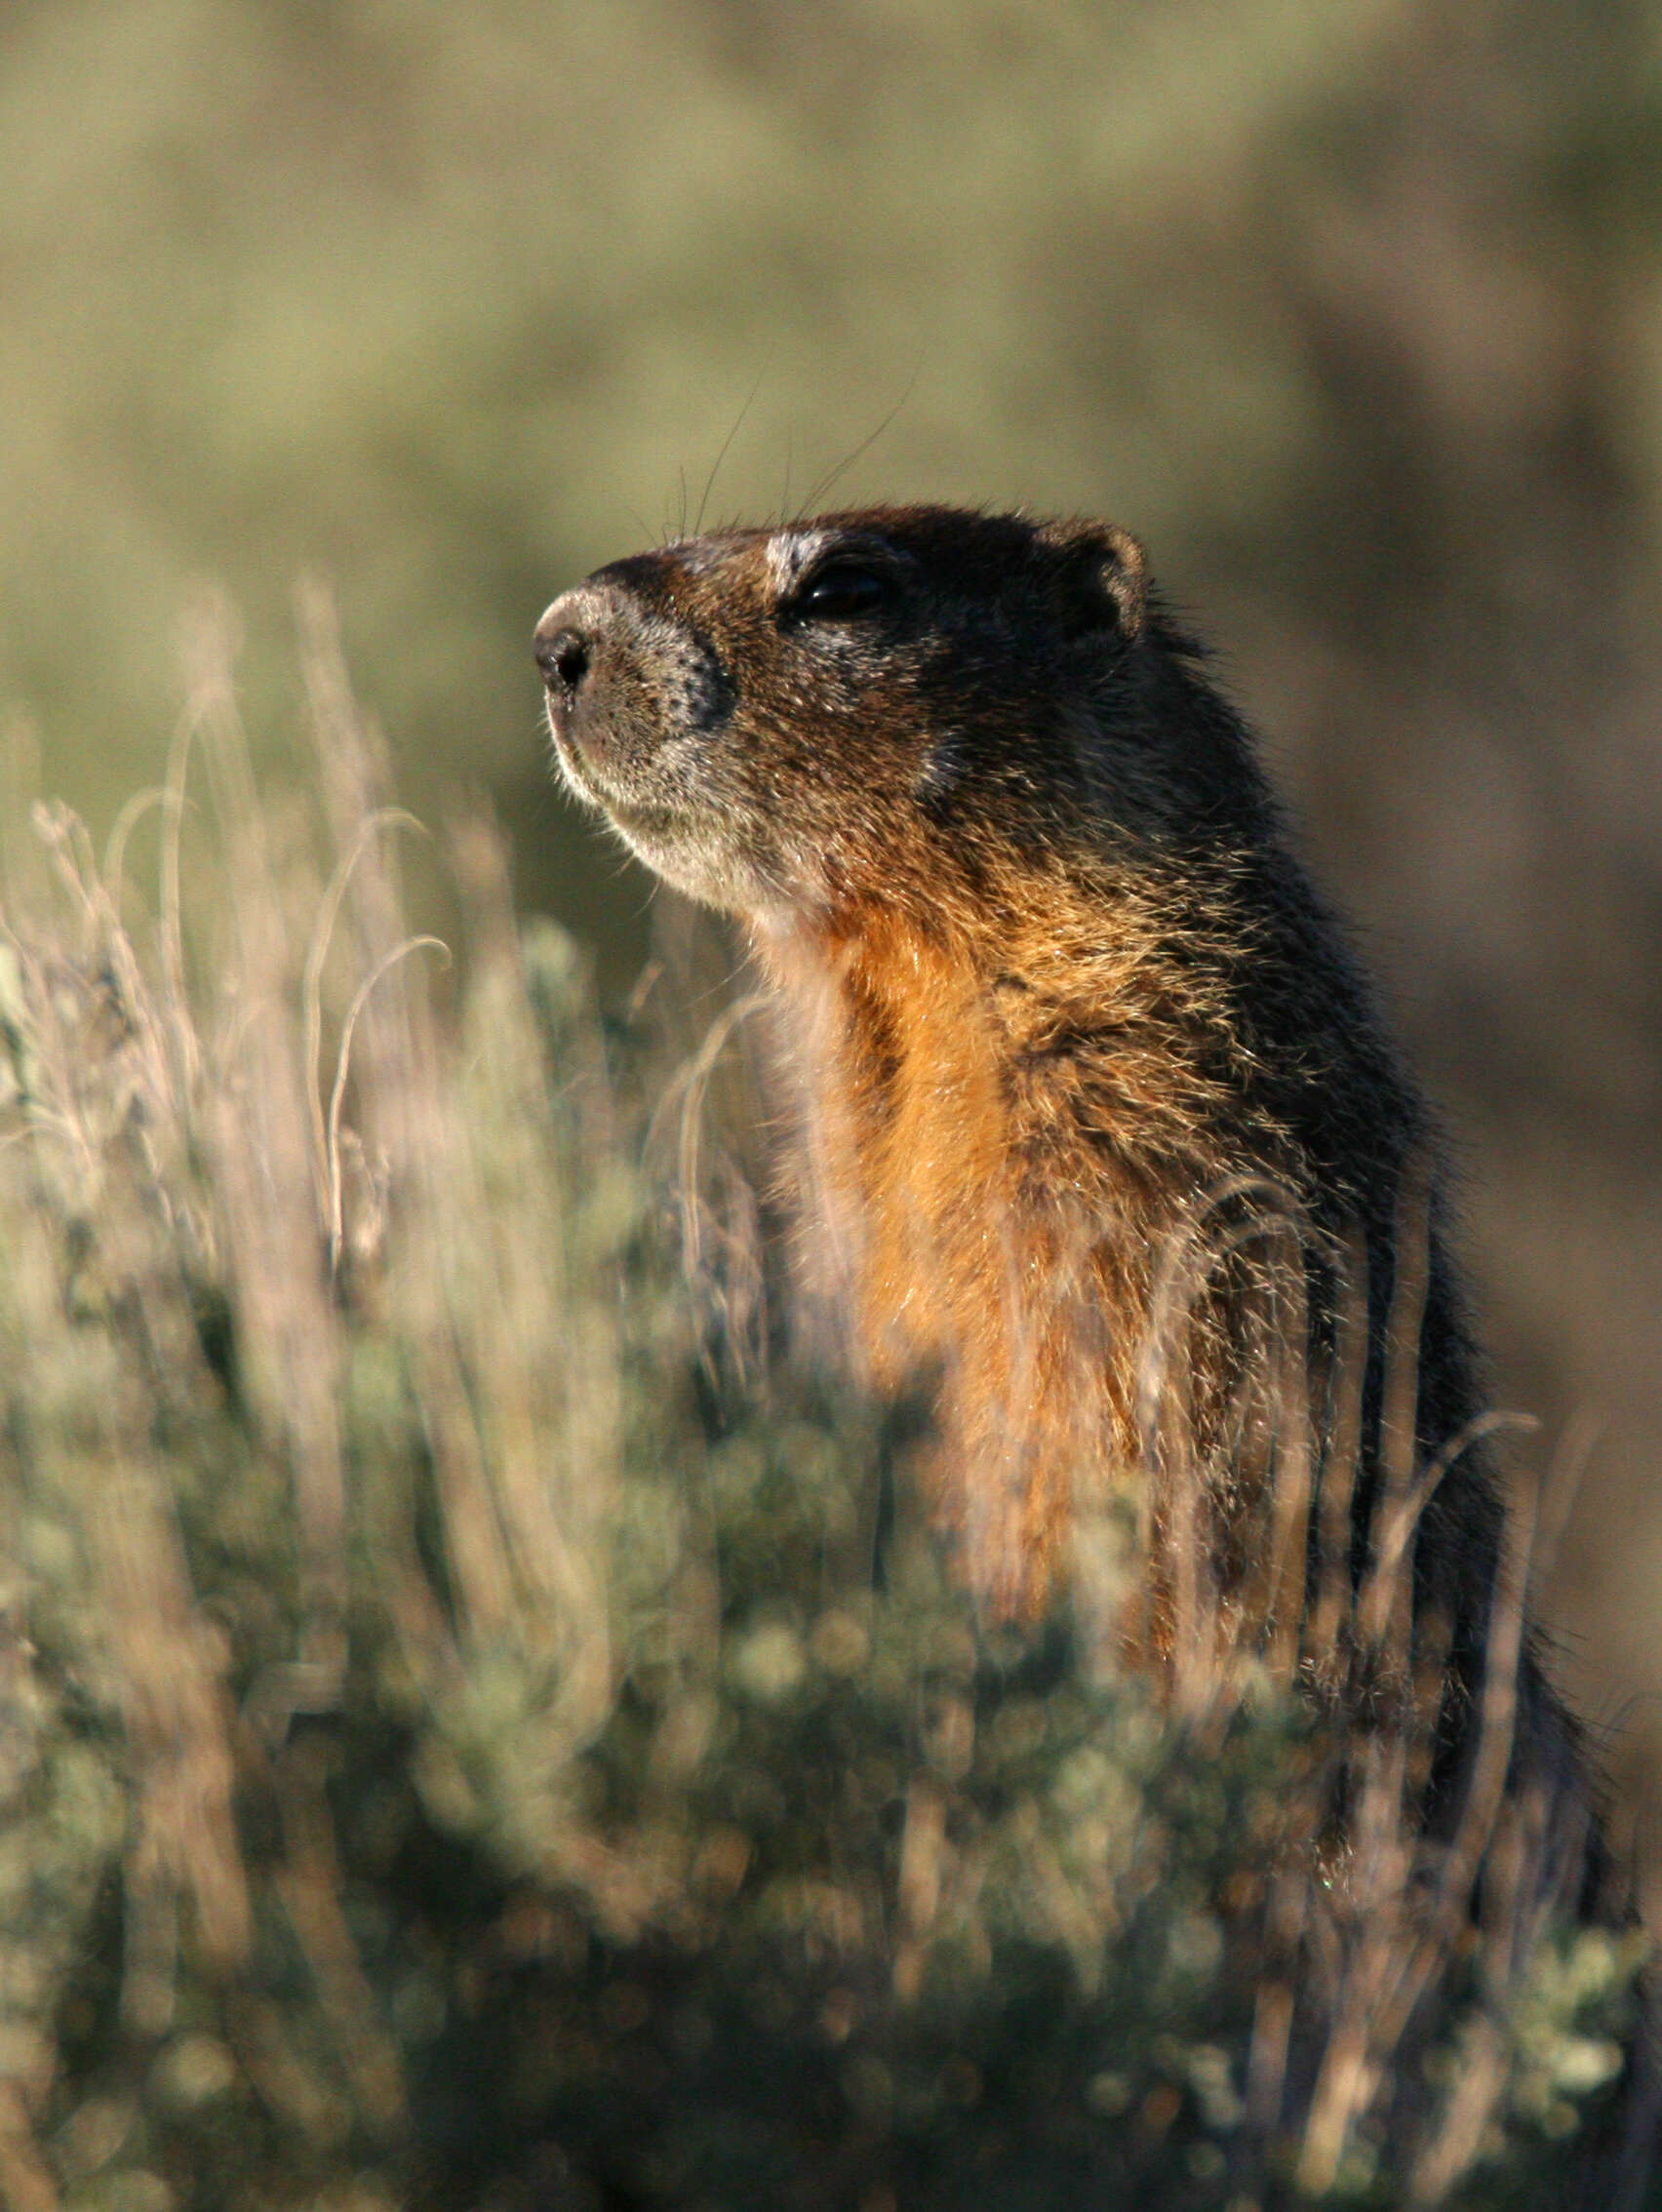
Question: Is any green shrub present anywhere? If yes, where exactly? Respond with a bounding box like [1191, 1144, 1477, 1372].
[0, 606, 1643, 2211]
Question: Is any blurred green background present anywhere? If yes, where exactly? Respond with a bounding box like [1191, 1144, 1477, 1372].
[5, 0, 1662, 1872]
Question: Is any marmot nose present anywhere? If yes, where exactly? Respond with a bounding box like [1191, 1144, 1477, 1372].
[534, 619, 592, 694]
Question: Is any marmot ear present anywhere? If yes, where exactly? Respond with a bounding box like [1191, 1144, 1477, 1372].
[1037, 519, 1147, 644]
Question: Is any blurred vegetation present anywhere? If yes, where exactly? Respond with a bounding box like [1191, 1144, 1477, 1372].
[0, 612, 1645, 2209]
[4, 0, 1662, 2197]
[6, 0, 1662, 1605]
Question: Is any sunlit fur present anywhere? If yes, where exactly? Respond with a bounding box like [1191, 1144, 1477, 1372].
[535, 504, 1584, 1824]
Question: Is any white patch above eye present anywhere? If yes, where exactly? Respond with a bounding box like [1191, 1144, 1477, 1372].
[765, 529, 832, 600]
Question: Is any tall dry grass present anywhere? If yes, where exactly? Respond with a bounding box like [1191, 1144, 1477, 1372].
[0, 602, 1648, 2209]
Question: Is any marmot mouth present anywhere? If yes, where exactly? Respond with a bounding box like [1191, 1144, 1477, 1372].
[545, 718, 610, 807]
[548, 717, 711, 846]
[547, 716, 644, 818]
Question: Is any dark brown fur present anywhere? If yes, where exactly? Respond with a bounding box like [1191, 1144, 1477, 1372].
[533, 504, 1594, 1842]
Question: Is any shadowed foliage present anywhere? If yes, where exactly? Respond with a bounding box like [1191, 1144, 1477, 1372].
[0, 611, 1646, 2210]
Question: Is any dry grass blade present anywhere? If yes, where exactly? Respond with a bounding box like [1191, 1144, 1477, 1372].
[0, 592, 1639, 2211]
[1356, 1408, 1539, 1654]
[302, 803, 429, 1221]
[325, 931, 451, 1264]
[1308, 1233, 1367, 1678]
[670, 989, 772, 1275]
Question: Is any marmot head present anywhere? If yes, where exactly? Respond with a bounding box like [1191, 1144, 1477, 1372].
[534, 504, 1237, 928]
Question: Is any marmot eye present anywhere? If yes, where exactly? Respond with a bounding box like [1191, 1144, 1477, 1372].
[793, 561, 894, 622]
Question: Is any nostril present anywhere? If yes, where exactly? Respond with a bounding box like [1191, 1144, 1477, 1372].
[535, 626, 591, 692]
[553, 630, 590, 689]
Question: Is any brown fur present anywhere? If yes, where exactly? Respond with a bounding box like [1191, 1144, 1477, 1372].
[533, 503, 1589, 1818]
[753, 865, 1251, 1616]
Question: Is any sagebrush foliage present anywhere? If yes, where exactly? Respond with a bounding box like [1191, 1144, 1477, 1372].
[0, 610, 1644, 2211]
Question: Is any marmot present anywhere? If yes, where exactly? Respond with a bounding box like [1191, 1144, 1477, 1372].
[533, 503, 1589, 1837]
